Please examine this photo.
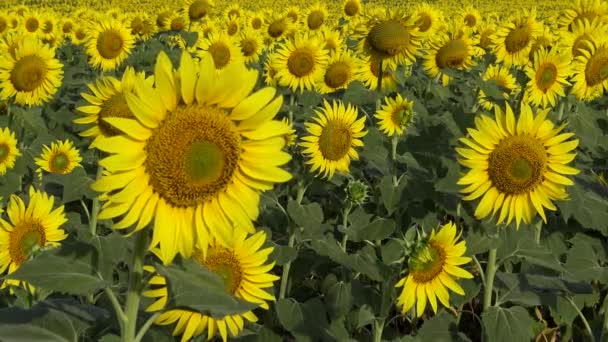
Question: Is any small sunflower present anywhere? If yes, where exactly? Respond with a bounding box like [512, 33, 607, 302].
[247, 12, 264, 30]
[524, 49, 571, 108]
[343, 0, 362, 17]
[304, 2, 328, 31]
[354, 54, 398, 92]
[374, 93, 415, 137]
[492, 9, 543, 68]
[264, 14, 295, 43]
[285, 6, 301, 24]
[300, 100, 367, 179]
[396, 222, 473, 317]
[0, 37, 63, 107]
[0, 13, 10, 35]
[238, 28, 263, 64]
[224, 4, 243, 19]
[34, 140, 82, 175]
[91, 51, 292, 264]
[21, 10, 43, 35]
[274, 33, 329, 92]
[317, 51, 357, 94]
[263, 53, 280, 86]
[412, 3, 444, 38]
[0, 187, 68, 292]
[457, 103, 580, 227]
[320, 28, 344, 54]
[0, 127, 21, 176]
[85, 19, 135, 71]
[570, 38, 608, 101]
[528, 27, 556, 63]
[478, 64, 520, 111]
[224, 16, 241, 37]
[184, 0, 214, 22]
[461, 6, 482, 31]
[197, 32, 243, 70]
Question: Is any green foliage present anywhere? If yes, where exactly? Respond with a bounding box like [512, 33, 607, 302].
[482, 306, 536, 342]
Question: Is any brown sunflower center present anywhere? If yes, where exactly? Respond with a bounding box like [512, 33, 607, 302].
[410, 242, 446, 283]
[287, 48, 315, 77]
[42, 21, 53, 34]
[324, 61, 351, 89]
[536, 63, 557, 91]
[504, 24, 532, 53]
[344, 0, 360, 16]
[9, 220, 47, 266]
[228, 9, 240, 18]
[307, 10, 325, 30]
[198, 246, 243, 294]
[0, 143, 9, 163]
[130, 18, 143, 34]
[50, 153, 70, 173]
[435, 39, 469, 69]
[171, 17, 186, 31]
[0, 17, 8, 33]
[96, 30, 124, 59]
[268, 19, 287, 38]
[287, 11, 298, 23]
[251, 17, 262, 29]
[464, 14, 477, 27]
[10, 55, 48, 92]
[415, 13, 432, 32]
[240, 38, 258, 57]
[318, 121, 352, 161]
[75, 28, 86, 40]
[145, 104, 241, 207]
[98, 93, 134, 137]
[227, 22, 238, 36]
[189, 0, 211, 21]
[584, 47, 608, 86]
[208, 42, 231, 69]
[62, 21, 73, 34]
[367, 20, 410, 56]
[25, 17, 39, 32]
[488, 135, 547, 194]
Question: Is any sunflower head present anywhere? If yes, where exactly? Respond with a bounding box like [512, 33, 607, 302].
[35, 139, 82, 175]
[186, 0, 214, 21]
[0, 127, 21, 176]
[85, 19, 135, 71]
[375, 93, 415, 137]
[343, 0, 362, 17]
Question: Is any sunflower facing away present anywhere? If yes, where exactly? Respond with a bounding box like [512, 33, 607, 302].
[396, 221, 473, 317]
[91, 51, 292, 264]
[300, 100, 367, 179]
[524, 49, 571, 108]
[0, 187, 68, 292]
[457, 103, 580, 227]
[85, 19, 135, 71]
[0, 38, 63, 106]
[274, 33, 329, 92]
[0, 127, 21, 176]
[477, 64, 520, 111]
[143, 230, 279, 342]
[34, 139, 82, 175]
[570, 38, 608, 101]
[375, 93, 415, 137]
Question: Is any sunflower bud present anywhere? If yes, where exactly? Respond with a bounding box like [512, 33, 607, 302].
[346, 179, 369, 205]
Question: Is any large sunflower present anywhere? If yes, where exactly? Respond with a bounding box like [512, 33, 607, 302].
[0, 127, 21, 176]
[300, 100, 367, 179]
[34, 139, 82, 175]
[457, 104, 580, 227]
[0, 187, 68, 292]
[0, 37, 63, 106]
[75, 67, 149, 147]
[492, 9, 543, 68]
[374, 93, 415, 137]
[396, 222, 473, 317]
[559, 17, 608, 61]
[85, 19, 135, 71]
[143, 230, 278, 342]
[274, 33, 329, 92]
[91, 51, 292, 264]
[524, 49, 571, 108]
[570, 38, 608, 101]
[477, 64, 520, 111]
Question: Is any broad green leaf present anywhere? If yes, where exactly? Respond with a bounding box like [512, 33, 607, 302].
[155, 260, 256, 318]
[434, 157, 461, 194]
[43, 167, 97, 203]
[476, 79, 504, 100]
[557, 180, 608, 236]
[360, 127, 390, 174]
[343, 80, 378, 106]
[287, 200, 323, 228]
[311, 237, 387, 281]
[0, 325, 70, 342]
[482, 306, 535, 342]
[496, 227, 565, 272]
[276, 298, 330, 342]
[271, 245, 297, 266]
[11, 106, 47, 135]
[381, 240, 404, 265]
[417, 311, 459, 342]
[564, 238, 608, 283]
[324, 281, 353, 319]
[379, 175, 407, 215]
[347, 214, 396, 242]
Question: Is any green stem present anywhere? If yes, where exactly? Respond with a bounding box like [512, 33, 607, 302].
[288, 93, 295, 125]
[373, 319, 385, 342]
[483, 248, 497, 311]
[105, 287, 126, 334]
[557, 102, 565, 121]
[602, 293, 608, 341]
[534, 220, 542, 244]
[134, 312, 160, 342]
[341, 203, 352, 253]
[89, 164, 104, 236]
[278, 233, 296, 300]
[568, 297, 596, 342]
[122, 229, 148, 342]
[391, 135, 399, 186]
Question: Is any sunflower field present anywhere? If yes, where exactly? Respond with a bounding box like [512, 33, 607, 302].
[0, 0, 607, 341]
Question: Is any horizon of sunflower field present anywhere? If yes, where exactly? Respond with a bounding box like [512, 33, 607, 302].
[0, 0, 607, 342]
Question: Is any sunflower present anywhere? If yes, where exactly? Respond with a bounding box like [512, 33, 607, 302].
[224, 4, 243, 19]
[224, 16, 241, 37]
[477, 64, 520, 111]
[91, 51, 292, 264]
[263, 53, 280, 86]
[412, 3, 444, 38]
[60, 18, 75, 37]
[164, 14, 188, 32]
[304, 3, 328, 31]
[457, 103, 580, 227]
[0, 127, 20, 176]
[0, 37, 63, 107]
[274, 33, 329, 92]
[570, 38, 608, 101]
[461, 6, 482, 32]
[156, 8, 173, 30]
[21, 11, 43, 35]
[524, 49, 571, 108]
[0, 187, 68, 292]
[85, 19, 135, 71]
[34, 139, 82, 175]
[144, 229, 278, 342]
[558, 0, 608, 30]
[528, 27, 556, 63]
[72, 25, 88, 45]
[247, 12, 264, 30]
[343, 0, 362, 17]
[395, 222, 473, 317]
[317, 51, 357, 94]
[477, 20, 498, 51]
[0, 13, 11, 35]
[264, 14, 295, 43]
[285, 6, 301, 24]
[492, 9, 543, 68]
[238, 28, 263, 64]
[375, 93, 415, 137]
[300, 100, 367, 179]
[138, 18, 157, 41]
[559, 18, 608, 61]
[184, 0, 214, 22]
[197, 32, 243, 70]
[320, 28, 344, 54]
[422, 24, 479, 85]
[354, 54, 398, 92]
[0, 32, 25, 59]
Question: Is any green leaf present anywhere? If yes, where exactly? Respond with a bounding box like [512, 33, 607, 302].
[276, 298, 330, 342]
[343, 81, 378, 106]
[476, 79, 504, 100]
[43, 167, 97, 203]
[434, 157, 461, 194]
[482, 306, 535, 342]
[417, 311, 459, 342]
[564, 237, 608, 283]
[360, 127, 390, 174]
[381, 240, 404, 265]
[271, 245, 297, 266]
[567, 103, 607, 154]
[0, 325, 70, 342]
[11, 106, 47, 135]
[287, 200, 323, 228]
[557, 180, 608, 236]
[324, 280, 352, 319]
[496, 227, 565, 272]
[347, 212, 396, 242]
[379, 176, 407, 215]
[155, 260, 257, 318]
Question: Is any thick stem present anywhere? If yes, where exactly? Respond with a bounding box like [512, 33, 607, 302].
[373, 319, 385, 342]
[122, 230, 148, 342]
[340, 203, 352, 253]
[278, 233, 296, 300]
[391, 135, 399, 186]
[568, 297, 596, 342]
[483, 248, 497, 311]
[89, 164, 104, 236]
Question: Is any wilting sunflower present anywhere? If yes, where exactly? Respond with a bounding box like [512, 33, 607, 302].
[0, 127, 20, 176]
[355, 54, 398, 92]
[457, 103, 580, 227]
[343, 0, 362, 17]
[478, 64, 520, 111]
[34, 139, 82, 175]
[558, 0, 608, 30]
[85, 19, 135, 71]
[0, 187, 68, 292]
[423, 24, 479, 85]
[559, 18, 608, 61]
[492, 9, 543, 67]
[524, 49, 571, 108]
[238, 28, 263, 64]
[184, 0, 214, 22]
[570, 38, 608, 101]
[274, 33, 329, 92]
[197, 32, 243, 70]
[300, 100, 367, 179]
[143, 230, 279, 342]
[91, 51, 292, 264]
[0, 38, 63, 106]
[412, 3, 444, 39]
[396, 221, 473, 317]
[375, 93, 415, 137]
[317, 51, 357, 94]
